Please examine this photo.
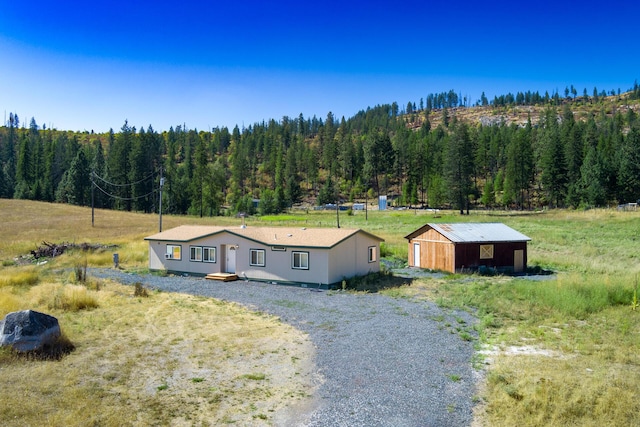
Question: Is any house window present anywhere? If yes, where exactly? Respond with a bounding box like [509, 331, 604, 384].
[190, 246, 203, 262]
[292, 251, 309, 270]
[203, 247, 216, 263]
[250, 249, 265, 267]
[368, 246, 377, 263]
[480, 244, 494, 259]
[166, 245, 181, 260]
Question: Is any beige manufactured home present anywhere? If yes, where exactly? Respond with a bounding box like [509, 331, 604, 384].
[145, 225, 384, 288]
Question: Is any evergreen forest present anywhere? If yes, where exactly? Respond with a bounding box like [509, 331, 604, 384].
[1, 83, 640, 217]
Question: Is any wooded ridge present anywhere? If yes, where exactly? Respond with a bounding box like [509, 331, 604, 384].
[1, 83, 639, 216]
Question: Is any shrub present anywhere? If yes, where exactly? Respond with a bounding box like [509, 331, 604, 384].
[74, 258, 88, 283]
[342, 271, 409, 293]
[51, 285, 99, 312]
[133, 282, 149, 297]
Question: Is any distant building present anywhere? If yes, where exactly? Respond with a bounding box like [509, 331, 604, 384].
[405, 223, 531, 274]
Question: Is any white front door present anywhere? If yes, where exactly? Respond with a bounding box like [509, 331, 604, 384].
[226, 246, 236, 273]
[413, 243, 421, 267]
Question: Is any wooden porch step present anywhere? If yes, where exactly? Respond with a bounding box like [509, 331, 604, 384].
[205, 273, 238, 282]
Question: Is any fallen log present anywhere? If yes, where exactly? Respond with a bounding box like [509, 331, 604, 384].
[30, 241, 117, 259]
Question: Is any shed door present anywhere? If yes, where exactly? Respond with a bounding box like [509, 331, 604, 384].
[413, 243, 421, 267]
[514, 250, 524, 273]
[226, 246, 236, 273]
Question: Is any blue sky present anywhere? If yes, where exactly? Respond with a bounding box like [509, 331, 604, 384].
[1, 0, 639, 133]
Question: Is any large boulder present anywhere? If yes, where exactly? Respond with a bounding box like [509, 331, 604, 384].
[0, 310, 61, 352]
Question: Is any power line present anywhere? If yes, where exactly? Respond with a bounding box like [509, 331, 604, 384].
[92, 171, 155, 187]
[91, 179, 158, 201]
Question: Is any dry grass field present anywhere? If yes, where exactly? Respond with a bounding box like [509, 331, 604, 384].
[0, 200, 316, 426]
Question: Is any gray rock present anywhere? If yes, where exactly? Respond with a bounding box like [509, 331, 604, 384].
[0, 310, 61, 352]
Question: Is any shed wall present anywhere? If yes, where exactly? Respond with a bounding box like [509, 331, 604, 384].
[407, 226, 528, 274]
[408, 228, 456, 272]
[455, 241, 527, 272]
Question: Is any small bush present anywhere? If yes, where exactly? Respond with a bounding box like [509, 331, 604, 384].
[379, 242, 393, 258]
[342, 271, 410, 293]
[51, 285, 99, 311]
[85, 277, 103, 291]
[133, 282, 149, 297]
[28, 332, 75, 360]
[74, 258, 88, 283]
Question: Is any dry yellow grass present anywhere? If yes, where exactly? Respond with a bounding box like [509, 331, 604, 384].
[0, 280, 316, 426]
[0, 199, 241, 265]
[0, 200, 317, 425]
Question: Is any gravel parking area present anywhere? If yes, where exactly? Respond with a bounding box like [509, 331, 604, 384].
[92, 269, 480, 426]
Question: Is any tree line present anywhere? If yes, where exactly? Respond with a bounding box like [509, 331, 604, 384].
[1, 84, 640, 217]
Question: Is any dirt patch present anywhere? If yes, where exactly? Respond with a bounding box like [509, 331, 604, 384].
[478, 344, 569, 366]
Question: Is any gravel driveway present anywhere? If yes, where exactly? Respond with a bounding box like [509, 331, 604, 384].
[92, 269, 480, 427]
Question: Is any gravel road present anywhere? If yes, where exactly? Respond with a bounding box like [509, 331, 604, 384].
[92, 269, 480, 427]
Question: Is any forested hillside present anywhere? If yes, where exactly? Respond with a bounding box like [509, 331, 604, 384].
[1, 83, 640, 216]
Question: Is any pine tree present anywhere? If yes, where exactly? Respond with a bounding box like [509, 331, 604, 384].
[107, 121, 134, 210]
[56, 149, 90, 205]
[14, 133, 32, 199]
[445, 122, 474, 214]
[618, 124, 640, 203]
[579, 145, 607, 206]
[539, 108, 567, 207]
[504, 125, 533, 209]
[189, 134, 209, 217]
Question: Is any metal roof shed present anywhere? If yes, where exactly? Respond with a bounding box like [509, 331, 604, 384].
[405, 223, 531, 274]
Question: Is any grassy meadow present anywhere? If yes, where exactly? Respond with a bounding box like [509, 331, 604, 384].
[1, 199, 640, 425]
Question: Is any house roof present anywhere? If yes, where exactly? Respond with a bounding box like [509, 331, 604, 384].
[405, 223, 531, 243]
[145, 225, 384, 248]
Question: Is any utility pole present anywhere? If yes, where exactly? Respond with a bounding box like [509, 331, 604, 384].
[91, 170, 95, 227]
[158, 167, 165, 232]
[336, 199, 340, 228]
[365, 191, 368, 221]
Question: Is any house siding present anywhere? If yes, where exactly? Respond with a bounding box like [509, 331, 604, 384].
[328, 233, 381, 285]
[147, 228, 381, 286]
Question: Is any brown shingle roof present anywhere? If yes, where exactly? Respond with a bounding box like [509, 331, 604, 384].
[145, 225, 383, 248]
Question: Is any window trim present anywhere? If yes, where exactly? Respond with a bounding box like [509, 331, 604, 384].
[368, 246, 377, 263]
[479, 244, 494, 259]
[166, 244, 182, 261]
[249, 248, 266, 267]
[292, 251, 309, 270]
[203, 246, 216, 263]
[190, 246, 203, 262]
